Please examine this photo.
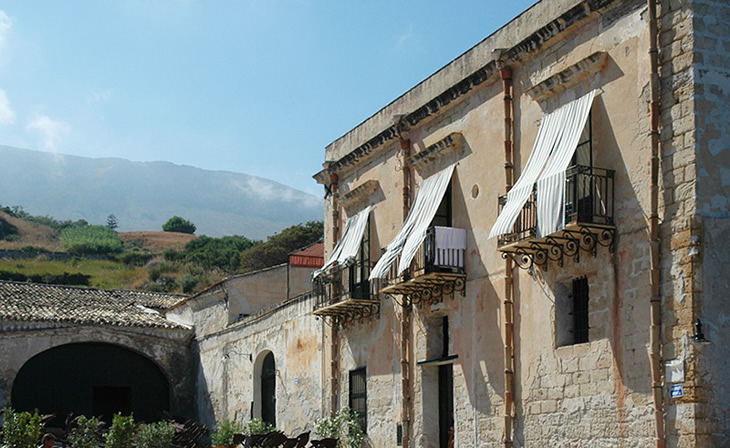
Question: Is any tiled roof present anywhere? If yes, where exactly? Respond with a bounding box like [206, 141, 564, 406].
[0, 281, 189, 330]
[289, 241, 324, 268]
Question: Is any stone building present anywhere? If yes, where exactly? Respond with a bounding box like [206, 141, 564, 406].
[2, 0, 727, 446]
[309, 0, 729, 447]
[0, 281, 194, 426]
[167, 242, 325, 430]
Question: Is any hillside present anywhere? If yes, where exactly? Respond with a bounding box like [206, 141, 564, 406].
[119, 231, 197, 252]
[0, 145, 323, 239]
[0, 211, 196, 254]
[0, 210, 61, 252]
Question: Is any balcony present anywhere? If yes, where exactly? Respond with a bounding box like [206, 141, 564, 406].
[379, 226, 466, 306]
[312, 263, 381, 325]
[497, 165, 615, 270]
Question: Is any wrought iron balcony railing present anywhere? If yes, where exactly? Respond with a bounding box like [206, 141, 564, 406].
[380, 226, 466, 306]
[312, 263, 381, 325]
[497, 165, 615, 247]
[496, 165, 616, 270]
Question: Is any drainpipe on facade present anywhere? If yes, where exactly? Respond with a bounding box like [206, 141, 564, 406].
[499, 64, 516, 448]
[647, 1, 665, 447]
[398, 133, 413, 448]
[329, 172, 341, 417]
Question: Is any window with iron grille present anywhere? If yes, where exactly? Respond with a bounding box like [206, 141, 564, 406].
[556, 277, 590, 347]
[572, 277, 590, 344]
[349, 367, 367, 433]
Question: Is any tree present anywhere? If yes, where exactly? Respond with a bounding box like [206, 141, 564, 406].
[181, 235, 258, 273]
[162, 216, 196, 234]
[106, 214, 119, 230]
[240, 221, 323, 272]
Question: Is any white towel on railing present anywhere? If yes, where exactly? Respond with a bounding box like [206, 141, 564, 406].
[433, 226, 466, 267]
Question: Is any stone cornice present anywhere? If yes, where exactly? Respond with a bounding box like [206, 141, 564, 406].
[314, 0, 617, 180]
[527, 52, 608, 102]
[408, 133, 464, 168]
[341, 180, 379, 209]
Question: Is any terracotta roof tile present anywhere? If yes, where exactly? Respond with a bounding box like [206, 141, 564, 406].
[0, 281, 188, 329]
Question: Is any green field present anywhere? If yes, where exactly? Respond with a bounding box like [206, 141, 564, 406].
[0, 258, 148, 289]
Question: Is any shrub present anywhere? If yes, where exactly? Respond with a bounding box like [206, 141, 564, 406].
[0, 217, 18, 240]
[133, 421, 174, 448]
[162, 248, 182, 262]
[162, 216, 196, 234]
[69, 415, 102, 448]
[60, 225, 123, 255]
[105, 413, 135, 448]
[239, 222, 322, 272]
[314, 407, 364, 448]
[118, 250, 155, 267]
[181, 235, 257, 273]
[242, 418, 275, 436]
[210, 421, 244, 447]
[21, 246, 50, 253]
[180, 273, 199, 294]
[1, 408, 43, 448]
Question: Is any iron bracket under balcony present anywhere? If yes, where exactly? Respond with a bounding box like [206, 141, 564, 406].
[379, 226, 467, 307]
[312, 266, 380, 327]
[497, 166, 616, 271]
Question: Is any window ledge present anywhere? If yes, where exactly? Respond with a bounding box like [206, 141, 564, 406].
[417, 354, 458, 367]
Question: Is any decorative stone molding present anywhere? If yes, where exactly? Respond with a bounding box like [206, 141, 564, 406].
[341, 179, 379, 209]
[526, 52, 608, 102]
[408, 133, 464, 168]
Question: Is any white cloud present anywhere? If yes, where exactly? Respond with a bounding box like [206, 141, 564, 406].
[393, 24, 414, 51]
[231, 177, 322, 208]
[0, 89, 15, 125]
[25, 115, 70, 151]
[0, 10, 12, 51]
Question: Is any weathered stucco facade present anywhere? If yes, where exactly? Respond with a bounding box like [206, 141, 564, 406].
[306, 0, 729, 447]
[169, 261, 326, 430]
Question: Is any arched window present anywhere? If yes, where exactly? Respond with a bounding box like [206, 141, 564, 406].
[260, 352, 276, 427]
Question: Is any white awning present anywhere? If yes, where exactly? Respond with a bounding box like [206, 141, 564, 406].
[313, 205, 371, 279]
[369, 164, 455, 279]
[536, 90, 595, 237]
[489, 90, 596, 239]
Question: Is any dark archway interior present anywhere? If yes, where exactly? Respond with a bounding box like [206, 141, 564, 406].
[12, 343, 170, 426]
[261, 352, 276, 427]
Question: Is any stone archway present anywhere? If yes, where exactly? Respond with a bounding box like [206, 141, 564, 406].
[252, 350, 276, 427]
[12, 342, 170, 426]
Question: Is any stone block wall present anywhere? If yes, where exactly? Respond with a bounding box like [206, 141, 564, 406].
[689, 0, 730, 445]
[193, 292, 325, 431]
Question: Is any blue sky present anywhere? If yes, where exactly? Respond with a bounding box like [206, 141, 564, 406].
[0, 1, 536, 196]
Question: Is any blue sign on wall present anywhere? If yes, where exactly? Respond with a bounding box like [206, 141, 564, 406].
[670, 384, 684, 398]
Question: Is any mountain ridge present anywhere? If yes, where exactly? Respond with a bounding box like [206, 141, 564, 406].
[0, 145, 323, 239]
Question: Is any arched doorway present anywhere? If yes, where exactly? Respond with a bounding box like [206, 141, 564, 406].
[12, 343, 170, 426]
[261, 352, 276, 427]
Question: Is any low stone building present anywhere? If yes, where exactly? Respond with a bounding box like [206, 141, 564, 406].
[167, 242, 325, 430]
[0, 281, 194, 425]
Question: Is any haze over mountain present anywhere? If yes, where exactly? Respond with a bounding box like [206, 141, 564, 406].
[0, 145, 323, 239]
